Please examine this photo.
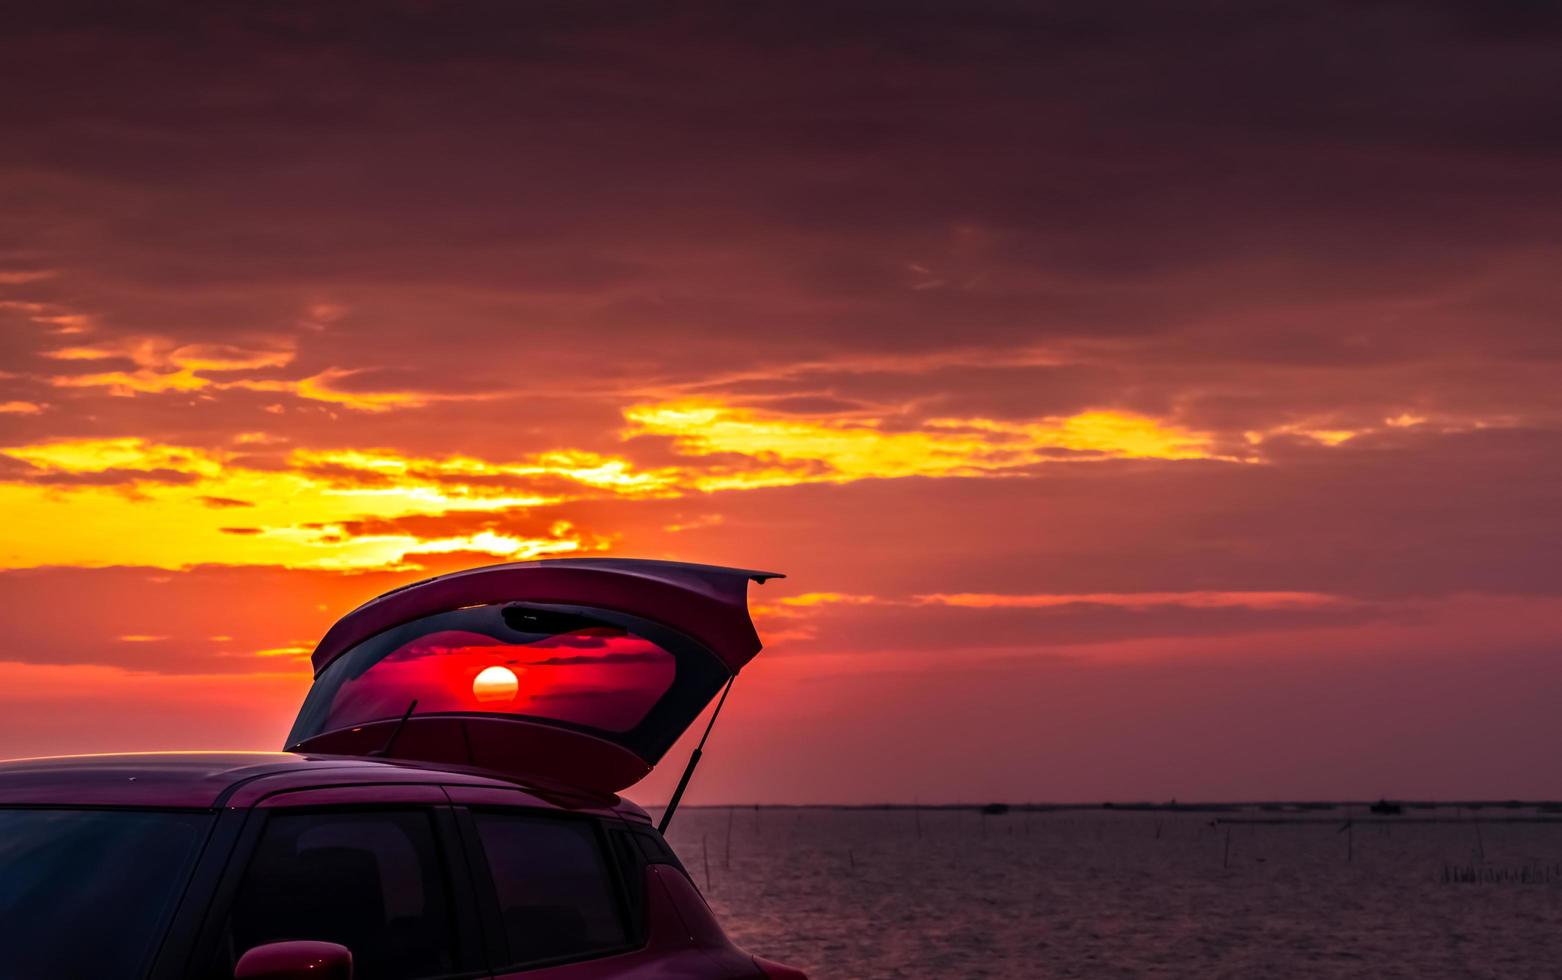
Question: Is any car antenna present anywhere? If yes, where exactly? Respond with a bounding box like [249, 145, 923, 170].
[371, 698, 418, 758]
[658, 677, 734, 835]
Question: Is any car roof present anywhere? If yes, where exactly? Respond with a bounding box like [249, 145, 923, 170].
[0, 751, 650, 819]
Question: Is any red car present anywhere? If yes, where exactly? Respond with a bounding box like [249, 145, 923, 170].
[0, 559, 807, 980]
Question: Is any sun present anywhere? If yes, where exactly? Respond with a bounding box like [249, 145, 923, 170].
[472, 665, 520, 703]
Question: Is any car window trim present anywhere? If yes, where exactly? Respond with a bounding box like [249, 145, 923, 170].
[149, 806, 245, 980]
[600, 820, 651, 945]
[450, 805, 510, 972]
[0, 802, 215, 813]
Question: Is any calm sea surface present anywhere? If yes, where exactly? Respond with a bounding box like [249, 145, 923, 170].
[655, 807, 1562, 979]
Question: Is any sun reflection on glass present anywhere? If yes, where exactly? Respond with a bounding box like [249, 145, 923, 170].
[472, 664, 520, 703]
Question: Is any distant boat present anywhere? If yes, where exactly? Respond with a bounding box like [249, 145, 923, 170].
[981, 803, 1011, 815]
[1369, 799, 1403, 815]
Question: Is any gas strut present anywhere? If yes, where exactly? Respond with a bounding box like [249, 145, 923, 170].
[658, 676, 735, 834]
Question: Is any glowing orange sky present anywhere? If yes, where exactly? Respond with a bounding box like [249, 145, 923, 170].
[2, 4, 1561, 802]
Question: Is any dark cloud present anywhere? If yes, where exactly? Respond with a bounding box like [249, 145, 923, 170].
[523, 651, 667, 667]
[2, 0, 1559, 414]
[6, 466, 201, 488]
[198, 495, 255, 508]
[528, 688, 621, 703]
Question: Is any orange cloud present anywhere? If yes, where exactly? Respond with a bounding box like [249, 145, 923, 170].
[289, 446, 680, 496]
[1, 388, 1465, 575]
[0, 270, 57, 285]
[5, 437, 225, 476]
[223, 368, 462, 412]
[1242, 413, 1517, 449]
[252, 643, 314, 660]
[622, 398, 1220, 489]
[0, 393, 1231, 571]
[0, 436, 636, 569]
[45, 337, 296, 396]
[760, 590, 1356, 613]
[39, 335, 495, 414]
[915, 591, 1356, 611]
[777, 592, 886, 607]
[0, 299, 94, 334]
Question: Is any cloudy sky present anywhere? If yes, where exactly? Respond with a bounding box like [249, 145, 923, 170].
[2, 2, 1560, 803]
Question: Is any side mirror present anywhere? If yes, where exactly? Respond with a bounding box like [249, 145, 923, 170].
[234, 940, 352, 980]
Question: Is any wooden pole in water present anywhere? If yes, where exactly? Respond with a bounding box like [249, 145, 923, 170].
[702, 834, 712, 891]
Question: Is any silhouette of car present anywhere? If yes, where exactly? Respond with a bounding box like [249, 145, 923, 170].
[0, 559, 807, 980]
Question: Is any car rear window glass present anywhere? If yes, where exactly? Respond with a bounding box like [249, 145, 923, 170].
[214, 809, 460, 980]
[470, 811, 631, 967]
[288, 602, 740, 765]
[0, 807, 211, 979]
[321, 624, 676, 733]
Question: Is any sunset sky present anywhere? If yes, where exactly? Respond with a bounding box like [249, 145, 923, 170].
[2, 3, 1560, 803]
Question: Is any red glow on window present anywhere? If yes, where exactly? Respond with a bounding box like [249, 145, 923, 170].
[320, 627, 676, 734]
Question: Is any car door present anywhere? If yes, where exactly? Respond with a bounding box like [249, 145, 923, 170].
[447, 795, 758, 978]
[190, 785, 485, 980]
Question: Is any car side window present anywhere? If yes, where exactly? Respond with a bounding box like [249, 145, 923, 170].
[216, 809, 460, 980]
[470, 811, 631, 968]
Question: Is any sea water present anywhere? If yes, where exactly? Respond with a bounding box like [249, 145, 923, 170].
[657, 807, 1562, 979]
